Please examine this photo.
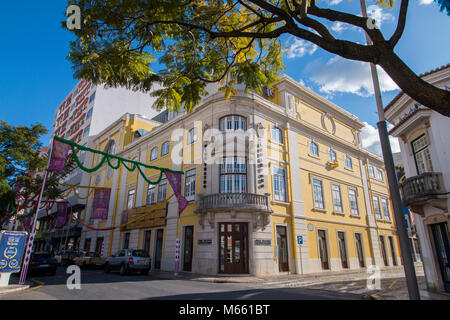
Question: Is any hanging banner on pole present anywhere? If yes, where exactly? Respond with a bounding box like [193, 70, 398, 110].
[164, 171, 189, 215]
[48, 139, 70, 172]
[92, 188, 111, 219]
[56, 202, 68, 227]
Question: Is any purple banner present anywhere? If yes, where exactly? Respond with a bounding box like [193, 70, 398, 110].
[56, 202, 68, 227]
[164, 171, 189, 215]
[48, 139, 70, 172]
[92, 188, 111, 219]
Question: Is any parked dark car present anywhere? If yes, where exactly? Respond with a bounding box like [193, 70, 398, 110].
[61, 250, 81, 266]
[28, 252, 58, 276]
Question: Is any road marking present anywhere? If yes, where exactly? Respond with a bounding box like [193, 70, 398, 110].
[27, 279, 45, 291]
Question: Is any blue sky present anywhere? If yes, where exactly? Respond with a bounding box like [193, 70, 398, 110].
[0, 1, 448, 154]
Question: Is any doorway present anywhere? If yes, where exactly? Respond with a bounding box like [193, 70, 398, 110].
[276, 226, 289, 272]
[337, 232, 349, 269]
[430, 222, 450, 293]
[379, 235, 389, 266]
[95, 237, 104, 256]
[388, 236, 398, 266]
[154, 229, 164, 270]
[355, 233, 365, 268]
[218, 222, 248, 274]
[318, 230, 329, 270]
[183, 226, 194, 272]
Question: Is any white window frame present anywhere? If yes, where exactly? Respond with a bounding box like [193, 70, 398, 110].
[161, 141, 170, 157]
[150, 146, 158, 161]
[373, 195, 382, 220]
[271, 126, 283, 144]
[309, 140, 319, 157]
[312, 178, 325, 210]
[344, 155, 352, 170]
[381, 197, 391, 221]
[376, 168, 384, 181]
[184, 168, 196, 201]
[187, 127, 198, 145]
[331, 184, 343, 214]
[126, 188, 135, 209]
[272, 167, 287, 202]
[348, 188, 359, 216]
[368, 166, 375, 178]
[157, 179, 168, 202]
[328, 148, 337, 163]
[146, 184, 156, 205]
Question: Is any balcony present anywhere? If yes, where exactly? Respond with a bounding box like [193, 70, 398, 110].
[196, 193, 272, 214]
[400, 172, 448, 214]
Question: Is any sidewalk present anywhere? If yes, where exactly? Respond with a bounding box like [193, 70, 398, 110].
[0, 274, 32, 295]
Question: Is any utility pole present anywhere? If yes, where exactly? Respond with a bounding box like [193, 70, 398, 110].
[359, 0, 420, 300]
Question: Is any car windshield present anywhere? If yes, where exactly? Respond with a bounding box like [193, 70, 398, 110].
[87, 252, 99, 257]
[132, 250, 149, 257]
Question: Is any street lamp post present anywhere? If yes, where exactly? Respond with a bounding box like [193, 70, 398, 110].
[359, 0, 420, 300]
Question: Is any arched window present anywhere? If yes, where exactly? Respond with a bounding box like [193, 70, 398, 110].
[161, 141, 170, 157]
[271, 126, 283, 144]
[309, 141, 319, 157]
[219, 115, 247, 131]
[328, 148, 337, 162]
[104, 139, 116, 155]
[150, 146, 158, 161]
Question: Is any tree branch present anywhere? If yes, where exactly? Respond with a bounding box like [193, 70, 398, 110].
[389, 0, 409, 47]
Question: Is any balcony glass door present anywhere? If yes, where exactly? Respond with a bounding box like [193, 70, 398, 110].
[183, 226, 194, 272]
[412, 134, 433, 175]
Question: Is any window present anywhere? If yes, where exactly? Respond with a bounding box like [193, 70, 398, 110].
[273, 167, 287, 202]
[146, 184, 156, 205]
[161, 141, 170, 157]
[89, 92, 96, 104]
[312, 178, 325, 210]
[219, 115, 246, 131]
[348, 188, 359, 216]
[345, 155, 352, 169]
[123, 233, 130, 249]
[150, 146, 158, 161]
[126, 189, 135, 209]
[373, 195, 382, 219]
[86, 108, 93, 120]
[412, 134, 433, 175]
[331, 184, 343, 213]
[104, 140, 116, 155]
[381, 197, 391, 221]
[271, 126, 283, 144]
[84, 238, 91, 252]
[309, 141, 319, 157]
[328, 148, 337, 162]
[368, 166, 375, 178]
[220, 157, 247, 193]
[83, 125, 90, 137]
[157, 179, 167, 202]
[187, 127, 198, 144]
[184, 169, 196, 201]
[376, 168, 384, 181]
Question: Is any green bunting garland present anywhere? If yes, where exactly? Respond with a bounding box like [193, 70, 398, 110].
[53, 136, 183, 185]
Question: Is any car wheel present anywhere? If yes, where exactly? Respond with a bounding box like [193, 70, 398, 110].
[104, 263, 111, 273]
[119, 264, 128, 276]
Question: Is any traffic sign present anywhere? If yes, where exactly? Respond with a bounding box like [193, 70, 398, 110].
[297, 235, 303, 245]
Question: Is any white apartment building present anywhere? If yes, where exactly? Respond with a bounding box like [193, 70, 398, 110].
[385, 64, 450, 294]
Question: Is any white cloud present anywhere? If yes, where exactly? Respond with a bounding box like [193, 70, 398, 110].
[329, 0, 343, 5]
[307, 56, 399, 97]
[361, 122, 400, 156]
[331, 22, 347, 34]
[367, 5, 395, 28]
[285, 37, 318, 59]
[419, 0, 434, 4]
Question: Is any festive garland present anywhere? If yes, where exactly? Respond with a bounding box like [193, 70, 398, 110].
[54, 135, 183, 185]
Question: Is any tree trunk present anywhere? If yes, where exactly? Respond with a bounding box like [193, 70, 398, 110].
[378, 48, 450, 117]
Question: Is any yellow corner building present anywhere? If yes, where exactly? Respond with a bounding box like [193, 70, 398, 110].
[79, 75, 402, 276]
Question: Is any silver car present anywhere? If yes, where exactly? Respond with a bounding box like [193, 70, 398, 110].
[104, 249, 151, 275]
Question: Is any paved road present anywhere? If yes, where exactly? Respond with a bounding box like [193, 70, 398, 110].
[1, 266, 364, 300]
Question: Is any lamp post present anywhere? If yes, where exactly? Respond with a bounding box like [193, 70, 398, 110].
[359, 0, 420, 300]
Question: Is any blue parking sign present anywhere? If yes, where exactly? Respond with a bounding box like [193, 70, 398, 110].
[297, 235, 303, 245]
[0, 231, 28, 273]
